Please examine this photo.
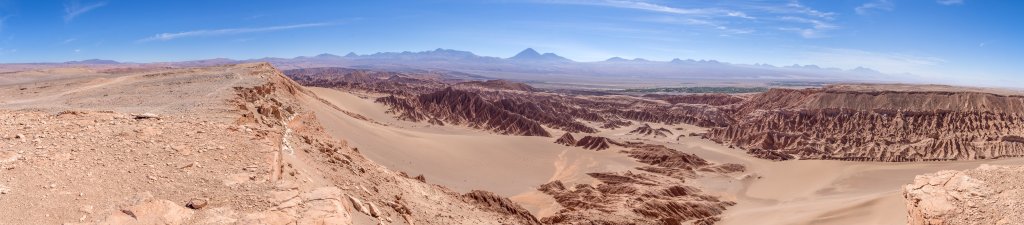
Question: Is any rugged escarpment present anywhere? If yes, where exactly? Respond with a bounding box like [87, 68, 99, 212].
[457, 79, 537, 92]
[629, 123, 673, 138]
[376, 88, 552, 136]
[575, 136, 621, 150]
[706, 86, 1024, 161]
[903, 164, 1024, 225]
[653, 93, 745, 106]
[554, 132, 577, 146]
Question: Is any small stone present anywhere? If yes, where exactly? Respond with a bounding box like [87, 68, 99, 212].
[185, 198, 208, 209]
[367, 202, 380, 218]
[348, 196, 370, 215]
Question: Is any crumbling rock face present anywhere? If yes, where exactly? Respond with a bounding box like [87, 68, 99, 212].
[539, 143, 737, 224]
[903, 164, 1024, 225]
[707, 86, 1024, 162]
[461, 190, 541, 225]
[555, 132, 577, 146]
[456, 79, 537, 92]
[376, 88, 552, 136]
[658, 93, 745, 106]
[628, 123, 673, 138]
[600, 119, 633, 129]
[575, 136, 621, 150]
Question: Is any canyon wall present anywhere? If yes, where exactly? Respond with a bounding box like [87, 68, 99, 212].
[706, 87, 1024, 161]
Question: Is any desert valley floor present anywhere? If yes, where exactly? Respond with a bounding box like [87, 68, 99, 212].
[1, 63, 1022, 224]
[307, 86, 1024, 225]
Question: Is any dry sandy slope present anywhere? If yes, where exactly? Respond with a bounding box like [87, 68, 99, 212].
[308, 86, 1024, 225]
[306, 87, 643, 217]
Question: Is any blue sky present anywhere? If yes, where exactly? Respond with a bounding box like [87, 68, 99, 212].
[0, 0, 1020, 86]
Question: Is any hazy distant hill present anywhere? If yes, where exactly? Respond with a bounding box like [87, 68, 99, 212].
[9, 48, 909, 86]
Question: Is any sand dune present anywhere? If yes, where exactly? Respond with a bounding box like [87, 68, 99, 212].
[308, 87, 642, 197]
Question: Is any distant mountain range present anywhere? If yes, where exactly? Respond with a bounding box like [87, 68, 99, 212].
[40, 48, 908, 86]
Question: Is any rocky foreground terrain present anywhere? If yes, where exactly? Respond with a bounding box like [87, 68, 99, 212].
[903, 164, 1024, 225]
[0, 63, 538, 224]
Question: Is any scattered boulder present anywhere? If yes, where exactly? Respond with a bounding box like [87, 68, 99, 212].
[132, 113, 161, 120]
[186, 198, 208, 209]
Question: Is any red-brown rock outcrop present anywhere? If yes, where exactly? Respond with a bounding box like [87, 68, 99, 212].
[903, 164, 1024, 225]
[575, 136, 621, 150]
[554, 132, 577, 146]
[658, 93, 744, 106]
[628, 123, 673, 138]
[706, 86, 1024, 161]
[456, 79, 537, 92]
[376, 88, 552, 136]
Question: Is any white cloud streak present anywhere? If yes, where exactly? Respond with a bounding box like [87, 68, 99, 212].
[539, 0, 840, 39]
[138, 22, 334, 42]
[545, 0, 754, 19]
[778, 16, 837, 38]
[64, 1, 107, 23]
[937, 0, 964, 5]
[855, 0, 894, 15]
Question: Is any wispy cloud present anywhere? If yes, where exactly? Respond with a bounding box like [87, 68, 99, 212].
[779, 1, 836, 19]
[855, 0, 894, 15]
[543, 0, 754, 19]
[643, 17, 753, 34]
[62, 38, 76, 44]
[537, 0, 839, 39]
[778, 16, 837, 38]
[937, 0, 964, 5]
[64, 1, 107, 23]
[138, 22, 334, 42]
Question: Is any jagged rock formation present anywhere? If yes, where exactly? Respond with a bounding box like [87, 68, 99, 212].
[539, 144, 738, 224]
[376, 88, 552, 136]
[600, 119, 632, 129]
[655, 93, 745, 106]
[903, 164, 1024, 225]
[628, 123, 673, 138]
[461, 190, 541, 224]
[575, 136, 620, 150]
[456, 80, 537, 92]
[706, 86, 1024, 161]
[555, 132, 577, 146]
